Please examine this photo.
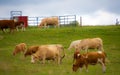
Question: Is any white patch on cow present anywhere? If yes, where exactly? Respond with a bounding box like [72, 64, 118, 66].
[98, 51, 102, 54]
[14, 19, 18, 22]
[77, 54, 80, 57]
[97, 58, 106, 73]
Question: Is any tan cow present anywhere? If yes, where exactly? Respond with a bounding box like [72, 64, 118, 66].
[13, 43, 27, 56]
[39, 17, 59, 28]
[77, 38, 104, 52]
[72, 51, 106, 73]
[31, 44, 65, 64]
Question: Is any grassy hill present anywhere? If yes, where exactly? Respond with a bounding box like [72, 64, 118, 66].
[0, 26, 120, 75]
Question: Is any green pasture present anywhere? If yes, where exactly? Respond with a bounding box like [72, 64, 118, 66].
[0, 25, 120, 75]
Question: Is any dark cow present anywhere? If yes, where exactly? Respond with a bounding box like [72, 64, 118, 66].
[72, 51, 106, 73]
[0, 20, 25, 33]
[0, 20, 15, 33]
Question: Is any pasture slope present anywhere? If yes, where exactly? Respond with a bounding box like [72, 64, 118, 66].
[0, 25, 120, 75]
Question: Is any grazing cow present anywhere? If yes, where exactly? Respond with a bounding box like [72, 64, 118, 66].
[31, 44, 65, 64]
[39, 17, 59, 28]
[15, 21, 25, 31]
[24, 45, 39, 57]
[13, 43, 27, 56]
[0, 20, 15, 33]
[68, 40, 81, 50]
[72, 51, 106, 73]
[77, 38, 104, 52]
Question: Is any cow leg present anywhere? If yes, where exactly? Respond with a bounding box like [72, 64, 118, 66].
[31, 55, 35, 63]
[23, 26, 26, 31]
[98, 58, 106, 73]
[21, 24, 25, 31]
[9, 28, 12, 33]
[2, 28, 5, 33]
[55, 55, 61, 64]
[85, 47, 88, 53]
[16, 26, 19, 31]
[85, 64, 88, 72]
[58, 56, 61, 64]
[10, 28, 14, 33]
[79, 67, 82, 72]
[42, 55, 46, 64]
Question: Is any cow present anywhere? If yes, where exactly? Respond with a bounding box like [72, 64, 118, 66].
[30, 44, 65, 64]
[76, 38, 104, 53]
[39, 17, 59, 28]
[15, 21, 25, 31]
[13, 43, 27, 56]
[72, 51, 106, 73]
[0, 20, 15, 33]
[68, 40, 81, 50]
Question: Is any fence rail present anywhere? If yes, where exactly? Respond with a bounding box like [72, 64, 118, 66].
[28, 15, 76, 26]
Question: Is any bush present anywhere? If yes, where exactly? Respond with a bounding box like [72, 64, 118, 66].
[69, 21, 79, 26]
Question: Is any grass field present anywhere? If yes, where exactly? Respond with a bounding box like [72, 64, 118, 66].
[0, 25, 120, 75]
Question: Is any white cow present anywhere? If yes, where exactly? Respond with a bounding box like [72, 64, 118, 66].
[68, 40, 81, 50]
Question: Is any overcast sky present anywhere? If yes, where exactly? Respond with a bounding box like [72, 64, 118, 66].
[0, 0, 120, 25]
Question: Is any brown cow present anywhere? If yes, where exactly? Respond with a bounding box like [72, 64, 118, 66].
[72, 51, 106, 73]
[0, 20, 15, 33]
[13, 43, 27, 56]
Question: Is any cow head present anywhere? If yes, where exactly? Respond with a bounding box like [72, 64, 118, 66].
[72, 53, 86, 72]
[72, 64, 79, 72]
[24, 49, 32, 57]
[24, 46, 39, 57]
[13, 51, 16, 56]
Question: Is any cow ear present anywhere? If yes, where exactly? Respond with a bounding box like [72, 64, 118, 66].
[36, 46, 39, 50]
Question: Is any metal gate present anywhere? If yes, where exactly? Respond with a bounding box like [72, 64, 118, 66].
[28, 15, 76, 26]
[59, 15, 76, 26]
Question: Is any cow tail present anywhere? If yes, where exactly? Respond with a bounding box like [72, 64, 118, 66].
[61, 47, 65, 59]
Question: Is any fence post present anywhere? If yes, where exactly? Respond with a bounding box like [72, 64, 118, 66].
[36, 17, 39, 26]
[80, 16, 82, 26]
[116, 18, 119, 26]
[75, 15, 76, 26]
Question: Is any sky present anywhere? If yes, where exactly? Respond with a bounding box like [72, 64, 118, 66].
[0, 0, 120, 25]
